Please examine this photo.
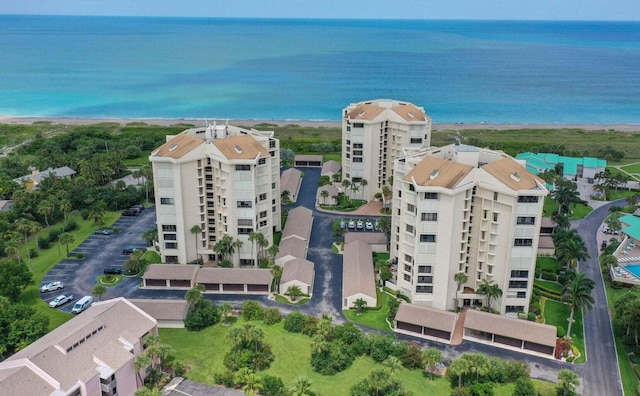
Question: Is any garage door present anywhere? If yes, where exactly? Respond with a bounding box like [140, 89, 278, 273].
[203, 283, 220, 291]
[145, 279, 167, 287]
[247, 284, 269, 292]
[170, 280, 191, 288]
[223, 284, 244, 292]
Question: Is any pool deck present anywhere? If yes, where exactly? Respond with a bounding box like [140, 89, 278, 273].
[609, 230, 640, 285]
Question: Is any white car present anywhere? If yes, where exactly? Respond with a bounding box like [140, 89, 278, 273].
[49, 294, 73, 308]
[348, 220, 356, 229]
[365, 221, 374, 230]
[356, 220, 364, 229]
[40, 281, 64, 293]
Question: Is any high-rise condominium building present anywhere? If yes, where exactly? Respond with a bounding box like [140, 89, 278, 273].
[341, 99, 431, 201]
[391, 144, 547, 315]
[150, 123, 281, 265]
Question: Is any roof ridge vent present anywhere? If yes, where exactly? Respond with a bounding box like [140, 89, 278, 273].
[510, 172, 521, 182]
[234, 145, 243, 154]
[168, 143, 178, 152]
[358, 110, 365, 117]
[408, 111, 415, 118]
[430, 169, 439, 180]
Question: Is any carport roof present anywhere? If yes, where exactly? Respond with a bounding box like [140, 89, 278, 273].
[464, 309, 556, 347]
[143, 264, 198, 280]
[295, 154, 323, 162]
[280, 168, 302, 195]
[282, 206, 313, 241]
[321, 160, 341, 176]
[276, 237, 307, 260]
[345, 232, 387, 245]
[395, 303, 457, 333]
[342, 240, 376, 300]
[130, 299, 188, 321]
[196, 268, 272, 285]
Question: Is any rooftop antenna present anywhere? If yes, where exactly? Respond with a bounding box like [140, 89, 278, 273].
[205, 120, 214, 143]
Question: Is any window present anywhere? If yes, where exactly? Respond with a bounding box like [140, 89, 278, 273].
[404, 254, 413, 263]
[238, 219, 253, 226]
[406, 224, 414, 234]
[165, 242, 177, 249]
[269, 139, 276, 148]
[517, 196, 539, 203]
[258, 158, 266, 165]
[346, 146, 350, 152]
[403, 274, 411, 282]
[162, 225, 177, 232]
[237, 201, 252, 208]
[259, 220, 268, 228]
[517, 216, 536, 225]
[418, 265, 432, 274]
[409, 184, 415, 192]
[353, 123, 364, 128]
[353, 143, 363, 148]
[353, 157, 363, 162]
[260, 211, 267, 218]
[417, 276, 433, 283]
[272, 182, 276, 189]
[235, 164, 251, 171]
[259, 193, 267, 201]
[420, 234, 436, 243]
[352, 177, 362, 183]
[421, 212, 438, 221]
[346, 153, 351, 159]
[493, 192, 498, 200]
[517, 292, 527, 298]
[416, 286, 433, 293]
[410, 138, 422, 144]
[160, 197, 174, 205]
[238, 228, 252, 235]
[514, 238, 533, 247]
[353, 150, 363, 156]
[493, 213, 499, 222]
[424, 192, 439, 200]
[509, 280, 528, 289]
[404, 264, 412, 272]
[407, 203, 416, 213]
[163, 234, 177, 240]
[511, 270, 529, 278]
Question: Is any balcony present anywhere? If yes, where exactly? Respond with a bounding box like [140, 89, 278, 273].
[100, 379, 117, 393]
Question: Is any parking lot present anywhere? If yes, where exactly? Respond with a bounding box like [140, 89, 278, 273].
[40, 208, 156, 313]
[338, 217, 382, 232]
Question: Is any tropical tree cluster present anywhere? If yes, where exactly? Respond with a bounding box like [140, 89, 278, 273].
[445, 353, 532, 395]
[551, 179, 582, 215]
[0, 296, 49, 359]
[614, 292, 640, 346]
[134, 334, 184, 393]
[184, 285, 221, 331]
[350, 365, 411, 396]
[224, 324, 274, 372]
[593, 169, 632, 200]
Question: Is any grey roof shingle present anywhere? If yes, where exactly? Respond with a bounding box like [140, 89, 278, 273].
[464, 309, 557, 347]
[342, 240, 377, 300]
[280, 257, 315, 286]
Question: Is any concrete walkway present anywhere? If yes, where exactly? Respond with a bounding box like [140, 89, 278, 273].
[450, 308, 467, 346]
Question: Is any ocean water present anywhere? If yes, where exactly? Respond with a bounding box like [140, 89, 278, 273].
[1, 15, 640, 123]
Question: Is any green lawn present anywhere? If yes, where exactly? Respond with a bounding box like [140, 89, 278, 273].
[343, 291, 393, 331]
[535, 279, 563, 293]
[542, 196, 592, 220]
[17, 211, 121, 330]
[143, 250, 162, 263]
[542, 299, 585, 363]
[620, 163, 640, 174]
[605, 284, 640, 395]
[543, 196, 559, 217]
[536, 257, 560, 273]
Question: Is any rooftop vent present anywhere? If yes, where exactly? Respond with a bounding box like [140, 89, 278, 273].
[430, 169, 439, 180]
[510, 172, 521, 182]
[358, 111, 365, 117]
[234, 145, 243, 154]
[168, 144, 178, 152]
[408, 111, 415, 118]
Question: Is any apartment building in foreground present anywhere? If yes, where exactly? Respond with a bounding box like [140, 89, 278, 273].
[150, 122, 281, 265]
[391, 144, 548, 315]
[0, 298, 156, 396]
[342, 99, 431, 201]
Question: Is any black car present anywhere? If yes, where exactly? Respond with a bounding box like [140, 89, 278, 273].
[132, 204, 145, 211]
[103, 267, 122, 275]
[122, 247, 142, 255]
[121, 208, 139, 216]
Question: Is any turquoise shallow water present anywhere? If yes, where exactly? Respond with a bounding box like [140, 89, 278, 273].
[1, 16, 639, 122]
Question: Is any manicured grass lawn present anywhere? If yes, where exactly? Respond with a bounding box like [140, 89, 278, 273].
[343, 291, 393, 331]
[543, 196, 559, 218]
[609, 189, 638, 202]
[494, 380, 556, 396]
[569, 203, 592, 219]
[542, 299, 585, 363]
[17, 211, 121, 330]
[274, 295, 310, 305]
[143, 250, 161, 263]
[620, 163, 640, 174]
[160, 319, 452, 395]
[605, 283, 640, 395]
[535, 279, 563, 293]
[542, 196, 592, 220]
[536, 257, 559, 273]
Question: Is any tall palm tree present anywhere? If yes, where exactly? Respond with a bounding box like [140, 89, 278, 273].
[37, 199, 55, 228]
[185, 284, 205, 308]
[248, 231, 260, 266]
[16, 219, 33, 268]
[382, 185, 392, 210]
[291, 376, 313, 396]
[190, 225, 202, 264]
[271, 264, 283, 293]
[382, 356, 402, 375]
[59, 232, 75, 257]
[58, 198, 72, 228]
[477, 279, 502, 312]
[214, 234, 234, 263]
[562, 270, 595, 339]
[556, 231, 589, 269]
[360, 178, 368, 201]
[233, 238, 243, 266]
[423, 348, 443, 381]
[256, 233, 268, 262]
[320, 189, 329, 205]
[341, 179, 351, 199]
[267, 244, 279, 266]
[454, 272, 468, 308]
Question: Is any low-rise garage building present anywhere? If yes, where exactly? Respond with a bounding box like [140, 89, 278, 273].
[196, 267, 273, 294]
[345, 232, 388, 253]
[280, 257, 315, 296]
[130, 299, 189, 328]
[394, 302, 458, 343]
[280, 168, 303, 203]
[142, 264, 198, 289]
[463, 309, 557, 357]
[342, 240, 377, 309]
[294, 155, 323, 167]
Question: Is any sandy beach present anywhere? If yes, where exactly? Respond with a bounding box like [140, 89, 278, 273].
[1, 116, 639, 132]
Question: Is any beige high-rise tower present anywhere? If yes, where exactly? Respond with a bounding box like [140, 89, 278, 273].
[341, 99, 431, 201]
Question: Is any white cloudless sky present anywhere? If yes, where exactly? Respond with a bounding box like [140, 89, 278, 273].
[1, 0, 639, 20]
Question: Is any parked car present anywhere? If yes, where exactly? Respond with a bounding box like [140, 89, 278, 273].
[356, 220, 364, 229]
[348, 220, 356, 229]
[132, 204, 145, 211]
[122, 247, 142, 255]
[94, 229, 112, 235]
[49, 294, 73, 308]
[40, 281, 64, 293]
[365, 221, 374, 230]
[128, 206, 141, 214]
[339, 220, 346, 229]
[103, 267, 123, 275]
[121, 209, 138, 216]
[72, 296, 94, 314]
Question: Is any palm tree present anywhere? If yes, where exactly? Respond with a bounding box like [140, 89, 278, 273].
[601, 254, 618, 272]
[552, 212, 570, 232]
[290, 376, 313, 396]
[28, 220, 42, 252]
[423, 348, 443, 381]
[220, 302, 233, 325]
[267, 244, 279, 266]
[320, 189, 329, 205]
[92, 284, 107, 301]
[141, 228, 158, 247]
[134, 353, 151, 387]
[241, 372, 263, 396]
[185, 284, 205, 309]
[367, 368, 392, 396]
[287, 285, 303, 301]
[360, 178, 368, 201]
[190, 225, 202, 264]
[557, 369, 580, 396]
[352, 298, 368, 315]
[556, 231, 589, 269]
[58, 232, 74, 257]
[16, 218, 33, 268]
[454, 272, 468, 308]
[382, 356, 402, 375]
[271, 264, 283, 293]
[37, 199, 55, 228]
[214, 234, 234, 263]
[4, 240, 19, 262]
[382, 185, 392, 210]
[281, 190, 291, 205]
[350, 184, 360, 201]
[447, 354, 472, 388]
[477, 279, 502, 312]
[248, 231, 260, 267]
[256, 233, 268, 262]
[562, 270, 595, 339]
[233, 238, 243, 266]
